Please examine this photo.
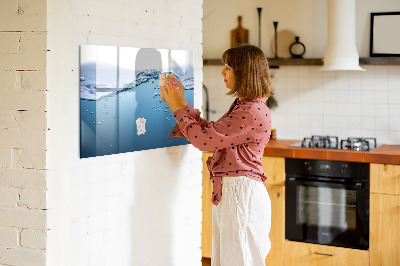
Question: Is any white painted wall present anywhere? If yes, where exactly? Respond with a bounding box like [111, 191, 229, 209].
[46, 1, 203, 266]
[0, 0, 48, 265]
[203, 0, 400, 145]
[203, 0, 400, 58]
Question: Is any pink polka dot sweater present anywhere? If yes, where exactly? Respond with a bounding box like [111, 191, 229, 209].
[169, 97, 272, 206]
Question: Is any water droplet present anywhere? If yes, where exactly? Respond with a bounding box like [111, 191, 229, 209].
[91, 112, 94, 114]
[86, 110, 88, 112]
[113, 116, 116, 118]
[164, 110, 167, 112]
[158, 109, 161, 111]
[97, 122, 102, 125]
[110, 144, 113, 147]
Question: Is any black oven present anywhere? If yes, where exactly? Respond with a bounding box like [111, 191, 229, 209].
[285, 158, 369, 250]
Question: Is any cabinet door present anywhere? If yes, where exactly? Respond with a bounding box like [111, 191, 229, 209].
[370, 163, 400, 195]
[202, 152, 213, 258]
[284, 241, 369, 266]
[262, 156, 285, 185]
[370, 193, 400, 266]
[264, 184, 284, 266]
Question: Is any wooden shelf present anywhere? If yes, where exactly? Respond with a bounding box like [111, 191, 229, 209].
[203, 57, 400, 67]
[359, 57, 400, 65]
[203, 58, 323, 67]
[268, 58, 322, 67]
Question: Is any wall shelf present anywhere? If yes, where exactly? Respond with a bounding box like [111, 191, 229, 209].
[359, 57, 400, 65]
[268, 58, 323, 67]
[203, 57, 400, 67]
[203, 58, 323, 67]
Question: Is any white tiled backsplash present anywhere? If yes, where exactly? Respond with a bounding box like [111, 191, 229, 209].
[203, 65, 400, 145]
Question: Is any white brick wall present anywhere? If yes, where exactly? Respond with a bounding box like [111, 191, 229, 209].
[46, 1, 203, 266]
[21, 229, 47, 250]
[0, 227, 19, 247]
[0, 0, 48, 265]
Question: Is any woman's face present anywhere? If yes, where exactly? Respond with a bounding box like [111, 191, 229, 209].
[220, 64, 235, 89]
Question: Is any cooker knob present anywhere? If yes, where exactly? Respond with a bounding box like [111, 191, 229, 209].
[340, 164, 347, 174]
[304, 161, 312, 171]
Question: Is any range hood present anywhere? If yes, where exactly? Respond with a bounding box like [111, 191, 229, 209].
[320, 0, 365, 71]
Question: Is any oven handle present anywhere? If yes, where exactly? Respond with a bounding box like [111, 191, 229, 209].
[286, 177, 364, 189]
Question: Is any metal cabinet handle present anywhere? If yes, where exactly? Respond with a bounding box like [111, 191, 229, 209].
[314, 252, 335, 257]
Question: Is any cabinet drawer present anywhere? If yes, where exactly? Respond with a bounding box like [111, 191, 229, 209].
[284, 241, 369, 266]
[370, 163, 400, 195]
[262, 156, 285, 185]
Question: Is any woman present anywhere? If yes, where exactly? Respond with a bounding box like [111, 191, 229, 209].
[162, 44, 273, 266]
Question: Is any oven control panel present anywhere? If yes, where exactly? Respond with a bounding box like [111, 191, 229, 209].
[286, 158, 369, 180]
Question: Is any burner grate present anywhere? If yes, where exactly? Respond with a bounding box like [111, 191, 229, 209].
[340, 137, 377, 151]
[301, 135, 339, 149]
[296, 136, 378, 151]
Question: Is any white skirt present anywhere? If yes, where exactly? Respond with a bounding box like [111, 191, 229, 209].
[212, 176, 271, 266]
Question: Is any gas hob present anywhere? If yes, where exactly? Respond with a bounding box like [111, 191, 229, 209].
[289, 135, 382, 151]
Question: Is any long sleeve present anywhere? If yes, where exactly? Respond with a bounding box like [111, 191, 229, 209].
[172, 105, 257, 152]
[169, 104, 211, 137]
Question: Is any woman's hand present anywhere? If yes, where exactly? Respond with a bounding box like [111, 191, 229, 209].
[161, 75, 186, 113]
[169, 75, 187, 108]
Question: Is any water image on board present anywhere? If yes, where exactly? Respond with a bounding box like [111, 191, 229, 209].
[80, 45, 194, 158]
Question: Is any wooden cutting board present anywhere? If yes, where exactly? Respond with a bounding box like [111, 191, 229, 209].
[231, 16, 249, 48]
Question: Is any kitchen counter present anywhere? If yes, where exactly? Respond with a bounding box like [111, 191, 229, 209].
[263, 139, 400, 165]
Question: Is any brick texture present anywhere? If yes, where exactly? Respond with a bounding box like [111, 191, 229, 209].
[0, 0, 47, 265]
[0, 227, 19, 247]
[21, 229, 47, 250]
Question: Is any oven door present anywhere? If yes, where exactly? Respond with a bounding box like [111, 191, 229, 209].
[285, 177, 369, 250]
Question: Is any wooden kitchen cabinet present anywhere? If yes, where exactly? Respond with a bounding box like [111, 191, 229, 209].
[202, 152, 213, 258]
[264, 184, 285, 266]
[201, 154, 286, 266]
[370, 163, 400, 195]
[284, 241, 369, 266]
[370, 163, 400, 266]
[370, 193, 400, 266]
[261, 156, 285, 186]
[262, 156, 285, 266]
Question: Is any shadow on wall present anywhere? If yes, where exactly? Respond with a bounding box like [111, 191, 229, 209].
[129, 147, 187, 265]
[129, 49, 175, 264]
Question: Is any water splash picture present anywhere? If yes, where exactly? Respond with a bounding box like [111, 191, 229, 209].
[80, 45, 194, 158]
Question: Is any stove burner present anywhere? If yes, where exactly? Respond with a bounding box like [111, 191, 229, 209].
[301, 135, 339, 149]
[295, 136, 378, 151]
[340, 137, 377, 151]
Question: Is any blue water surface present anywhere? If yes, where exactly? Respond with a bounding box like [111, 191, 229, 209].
[80, 71, 194, 158]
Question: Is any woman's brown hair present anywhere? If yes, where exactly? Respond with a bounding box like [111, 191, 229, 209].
[221, 44, 273, 99]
